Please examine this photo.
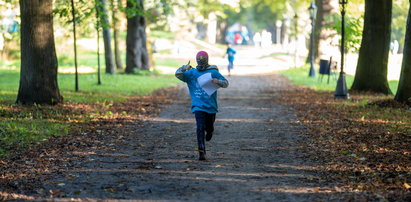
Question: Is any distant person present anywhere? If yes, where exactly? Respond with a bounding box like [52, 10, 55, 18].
[253, 32, 261, 47]
[224, 43, 237, 76]
[393, 40, 399, 54]
[175, 51, 229, 161]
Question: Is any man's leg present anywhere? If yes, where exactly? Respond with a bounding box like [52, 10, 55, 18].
[228, 61, 232, 76]
[194, 111, 206, 160]
[205, 113, 216, 141]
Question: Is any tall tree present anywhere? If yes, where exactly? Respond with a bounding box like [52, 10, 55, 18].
[306, 0, 336, 63]
[351, 0, 392, 94]
[16, 0, 62, 105]
[125, 0, 149, 73]
[97, 0, 116, 74]
[111, 0, 123, 70]
[395, 1, 411, 103]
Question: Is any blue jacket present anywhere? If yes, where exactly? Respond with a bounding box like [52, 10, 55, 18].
[226, 47, 236, 62]
[175, 65, 229, 113]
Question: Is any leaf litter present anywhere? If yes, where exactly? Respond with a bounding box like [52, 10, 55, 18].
[274, 84, 410, 201]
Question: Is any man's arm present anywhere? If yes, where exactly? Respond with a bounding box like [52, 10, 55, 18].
[212, 78, 229, 88]
[175, 65, 192, 81]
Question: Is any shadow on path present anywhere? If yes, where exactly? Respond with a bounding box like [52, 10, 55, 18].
[14, 74, 362, 201]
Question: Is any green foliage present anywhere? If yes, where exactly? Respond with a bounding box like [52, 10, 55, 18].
[194, 0, 227, 18]
[218, 0, 312, 33]
[391, 0, 409, 49]
[145, 0, 175, 21]
[54, 0, 97, 37]
[325, 13, 364, 53]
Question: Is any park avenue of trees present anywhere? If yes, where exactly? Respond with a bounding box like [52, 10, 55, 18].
[1, 0, 408, 105]
[0, 1, 410, 200]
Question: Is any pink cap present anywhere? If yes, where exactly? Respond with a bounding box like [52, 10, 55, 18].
[196, 51, 208, 59]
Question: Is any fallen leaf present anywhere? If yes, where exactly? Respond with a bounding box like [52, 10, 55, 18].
[313, 187, 320, 192]
[105, 187, 116, 193]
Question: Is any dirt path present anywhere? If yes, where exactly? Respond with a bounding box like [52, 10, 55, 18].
[28, 73, 348, 201]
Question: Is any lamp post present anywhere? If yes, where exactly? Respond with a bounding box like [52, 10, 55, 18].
[334, 0, 349, 99]
[308, 2, 317, 77]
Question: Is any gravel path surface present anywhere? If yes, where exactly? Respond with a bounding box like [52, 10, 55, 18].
[37, 73, 344, 201]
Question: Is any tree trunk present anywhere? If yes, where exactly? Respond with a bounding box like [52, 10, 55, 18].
[112, 0, 123, 70]
[351, 0, 392, 94]
[216, 19, 227, 44]
[16, 0, 62, 105]
[306, 0, 335, 64]
[98, 0, 116, 74]
[125, 0, 149, 73]
[280, 19, 287, 44]
[395, 2, 411, 103]
[268, 24, 276, 44]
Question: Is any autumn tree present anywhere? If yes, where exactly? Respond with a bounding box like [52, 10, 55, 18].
[125, 0, 149, 73]
[351, 0, 392, 94]
[16, 0, 62, 105]
[395, 1, 411, 103]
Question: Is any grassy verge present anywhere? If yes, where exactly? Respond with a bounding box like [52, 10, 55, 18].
[0, 30, 184, 157]
[155, 57, 187, 68]
[279, 65, 399, 93]
[0, 68, 179, 156]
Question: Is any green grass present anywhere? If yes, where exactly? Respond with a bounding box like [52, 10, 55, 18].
[60, 73, 179, 102]
[0, 70, 20, 102]
[0, 70, 179, 103]
[151, 30, 176, 41]
[0, 30, 184, 156]
[0, 66, 179, 156]
[0, 119, 69, 156]
[279, 65, 399, 93]
[155, 57, 187, 68]
[260, 52, 290, 59]
[60, 49, 100, 69]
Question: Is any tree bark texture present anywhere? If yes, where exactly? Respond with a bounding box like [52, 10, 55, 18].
[280, 19, 287, 44]
[112, 0, 123, 70]
[216, 19, 227, 44]
[351, 0, 392, 94]
[16, 0, 62, 105]
[395, 2, 411, 103]
[98, 0, 116, 74]
[125, 0, 149, 73]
